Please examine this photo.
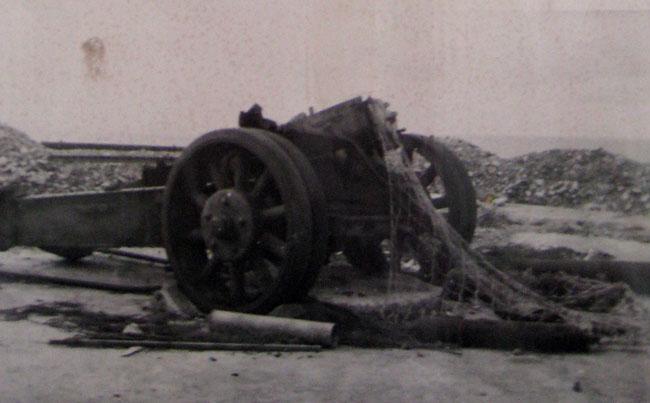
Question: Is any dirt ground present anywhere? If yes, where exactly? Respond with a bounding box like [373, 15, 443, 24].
[1, 203, 649, 402]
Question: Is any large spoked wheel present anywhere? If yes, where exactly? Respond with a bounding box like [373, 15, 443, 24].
[400, 133, 477, 243]
[344, 134, 477, 274]
[163, 129, 314, 313]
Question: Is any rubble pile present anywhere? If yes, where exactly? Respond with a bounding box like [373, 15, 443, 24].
[51, 162, 143, 193]
[0, 123, 142, 195]
[439, 137, 650, 215]
[438, 136, 507, 199]
[0, 124, 58, 195]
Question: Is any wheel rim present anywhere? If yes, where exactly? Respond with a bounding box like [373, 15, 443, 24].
[402, 134, 477, 242]
[404, 141, 448, 213]
[264, 133, 329, 299]
[163, 129, 313, 313]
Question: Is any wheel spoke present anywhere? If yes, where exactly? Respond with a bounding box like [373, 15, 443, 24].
[263, 258, 280, 278]
[182, 164, 207, 209]
[257, 232, 287, 260]
[431, 196, 449, 209]
[250, 169, 270, 200]
[405, 147, 415, 160]
[164, 130, 325, 313]
[245, 257, 275, 298]
[227, 262, 246, 304]
[260, 204, 285, 224]
[199, 257, 218, 280]
[185, 229, 205, 245]
[418, 164, 437, 187]
[228, 152, 248, 191]
[208, 161, 228, 189]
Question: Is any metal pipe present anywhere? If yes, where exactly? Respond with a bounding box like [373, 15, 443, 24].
[42, 141, 183, 152]
[48, 154, 177, 163]
[209, 310, 338, 347]
[49, 337, 322, 352]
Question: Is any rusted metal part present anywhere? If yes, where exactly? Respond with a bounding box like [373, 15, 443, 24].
[200, 189, 256, 261]
[6, 187, 164, 250]
[209, 310, 338, 347]
[279, 98, 391, 218]
[48, 154, 177, 163]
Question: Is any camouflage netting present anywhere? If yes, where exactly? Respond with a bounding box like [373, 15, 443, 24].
[368, 100, 643, 343]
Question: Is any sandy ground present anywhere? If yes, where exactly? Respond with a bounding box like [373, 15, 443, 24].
[1, 203, 649, 402]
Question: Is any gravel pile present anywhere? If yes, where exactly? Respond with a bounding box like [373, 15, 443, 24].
[0, 123, 58, 195]
[439, 137, 650, 215]
[1, 123, 143, 196]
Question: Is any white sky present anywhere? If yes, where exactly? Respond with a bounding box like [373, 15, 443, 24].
[1, 0, 649, 146]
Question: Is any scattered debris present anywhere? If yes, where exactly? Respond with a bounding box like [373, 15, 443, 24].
[573, 380, 583, 393]
[151, 281, 201, 319]
[486, 256, 650, 295]
[122, 323, 144, 335]
[120, 346, 145, 357]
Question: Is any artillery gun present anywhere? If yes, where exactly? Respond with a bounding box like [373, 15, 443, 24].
[0, 97, 477, 313]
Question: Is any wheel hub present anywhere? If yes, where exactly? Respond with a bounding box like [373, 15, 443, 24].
[201, 189, 255, 261]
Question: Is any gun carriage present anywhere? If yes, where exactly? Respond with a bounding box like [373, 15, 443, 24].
[0, 98, 477, 313]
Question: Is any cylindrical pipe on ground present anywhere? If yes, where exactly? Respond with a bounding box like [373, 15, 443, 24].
[208, 310, 338, 347]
